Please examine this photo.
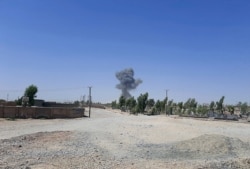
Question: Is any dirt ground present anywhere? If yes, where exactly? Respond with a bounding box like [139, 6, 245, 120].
[0, 108, 250, 169]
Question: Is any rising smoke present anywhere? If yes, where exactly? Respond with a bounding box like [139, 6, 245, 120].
[116, 68, 142, 99]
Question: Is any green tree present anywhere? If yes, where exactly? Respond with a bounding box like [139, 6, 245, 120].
[227, 105, 234, 115]
[111, 100, 117, 109]
[177, 102, 183, 115]
[209, 101, 215, 112]
[190, 98, 197, 110]
[126, 97, 137, 112]
[146, 98, 155, 115]
[216, 96, 225, 114]
[119, 96, 126, 110]
[237, 102, 248, 115]
[177, 102, 183, 110]
[155, 100, 162, 114]
[24, 85, 38, 106]
[184, 98, 197, 114]
[161, 97, 168, 114]
[197, 104, 208, 116]
[241, 102, 248, 115]
[136, 92, 148, 113]
[147, 98, 155, 109]
[167, 99, 174, 115]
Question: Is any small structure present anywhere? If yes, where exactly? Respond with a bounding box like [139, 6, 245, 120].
[0, 99, 85, 119]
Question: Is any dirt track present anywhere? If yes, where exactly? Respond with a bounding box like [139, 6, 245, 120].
[0, 108, 250, 169]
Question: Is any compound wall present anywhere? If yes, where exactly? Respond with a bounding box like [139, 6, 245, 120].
[0, 106, 85, 119]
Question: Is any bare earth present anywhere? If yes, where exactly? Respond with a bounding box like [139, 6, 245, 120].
[0, 108, 250, 169]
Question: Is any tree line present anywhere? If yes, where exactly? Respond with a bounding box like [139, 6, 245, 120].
[111, 94, 249, 116]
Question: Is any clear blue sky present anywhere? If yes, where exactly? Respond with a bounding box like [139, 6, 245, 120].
[0, 0, 249, 104]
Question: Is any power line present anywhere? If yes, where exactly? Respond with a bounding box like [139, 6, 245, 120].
[165, 89, 170, 116]
[165, 89, 169, 98]
[88, 86, 92, 118]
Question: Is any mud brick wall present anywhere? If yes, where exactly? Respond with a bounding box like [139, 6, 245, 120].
[69, 108, 85, 118]
[0, 106, 85, 119]
[0, 106, 3, 118]
[3, 106, 19, 118]
[51, 108, 70, 118]
[19, 107, 35, 118]
[35, 107, 52, 118]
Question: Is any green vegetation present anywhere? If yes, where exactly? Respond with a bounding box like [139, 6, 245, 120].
[136, 93, 148, 113]
[112, 94, 249, 117]
[237, 102, 248, 115]
[24, 85, 38, 106]
[216, 96, 225, 114]
[125, 97, 136, 113]
[16, 84, 38, 106]
[119, 96, 126, 109]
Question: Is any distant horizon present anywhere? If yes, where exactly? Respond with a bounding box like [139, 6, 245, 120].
[1, 0, 250, 105]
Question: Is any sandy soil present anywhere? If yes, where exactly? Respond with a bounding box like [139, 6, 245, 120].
[0, 108, 250, 169]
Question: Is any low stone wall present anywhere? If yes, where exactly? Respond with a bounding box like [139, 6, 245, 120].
[0, 106, 85, 119]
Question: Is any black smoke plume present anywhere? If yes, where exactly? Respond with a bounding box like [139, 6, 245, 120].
[116, 68, 142, 99]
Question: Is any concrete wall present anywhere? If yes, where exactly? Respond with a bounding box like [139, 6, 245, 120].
[0, 106, 85, 119]
[0, 106, 3, 118]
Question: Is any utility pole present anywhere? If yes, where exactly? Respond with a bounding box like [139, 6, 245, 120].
[165, 89, 169, 115]
[165, 89, 169, 98]
[88, 86, 92, 118]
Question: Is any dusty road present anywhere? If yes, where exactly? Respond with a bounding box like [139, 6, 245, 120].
[0, 108, 250, 169]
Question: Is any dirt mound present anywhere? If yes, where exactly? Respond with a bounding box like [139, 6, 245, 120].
[0, 131, 71, 145]
[0, 131, 73, 169]
[200, 158, 250, 169]
[174, 134, 247, 153]
[171, 134, 250, 160]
